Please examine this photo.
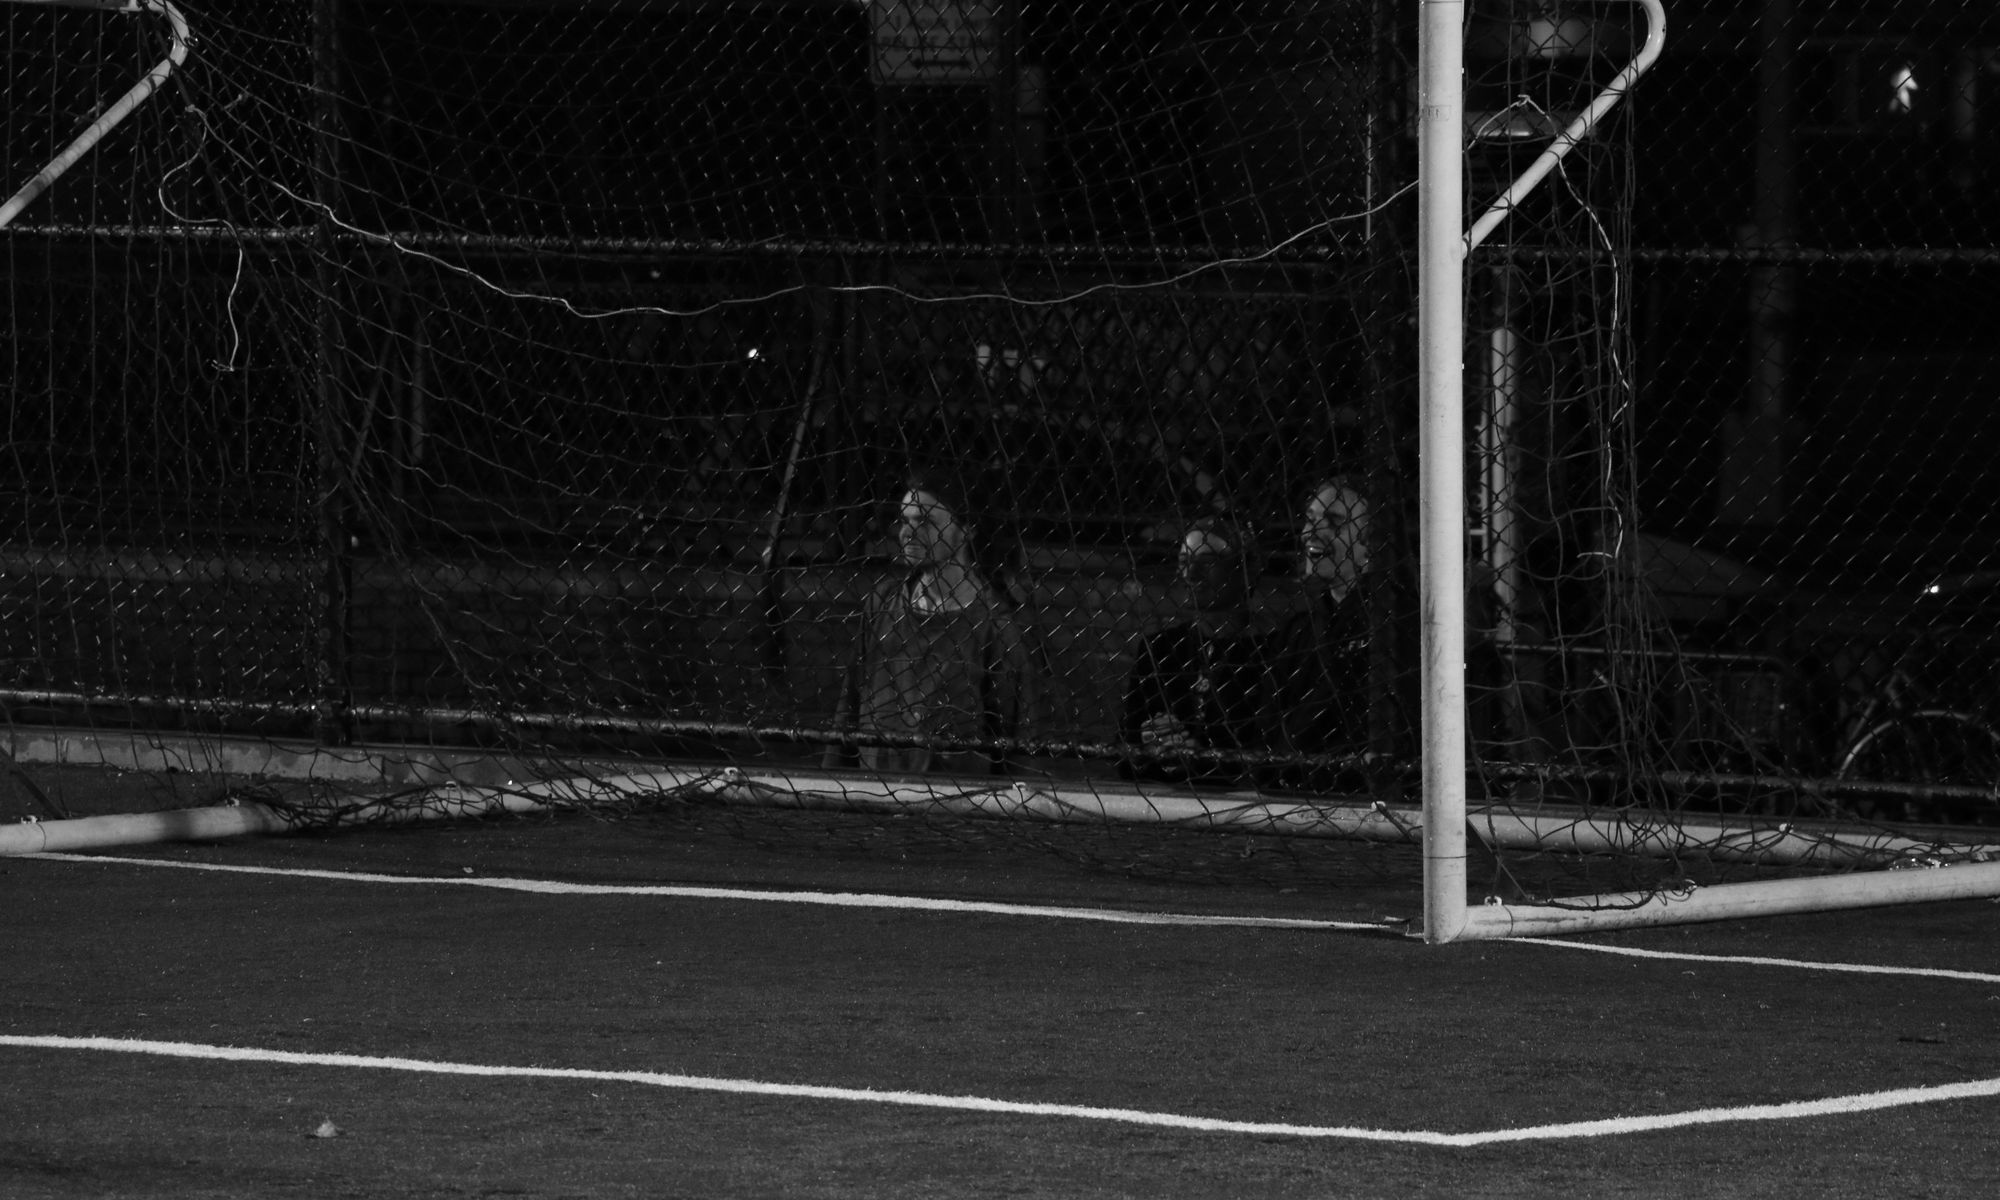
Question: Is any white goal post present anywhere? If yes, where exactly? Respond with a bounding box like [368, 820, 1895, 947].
[0, 0, 191, 231]
[1417, 0, 2000, 941]
[1415, 0, 1471, 944]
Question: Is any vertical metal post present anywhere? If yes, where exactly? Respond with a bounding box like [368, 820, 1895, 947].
[311, 0, 349, 745]
[1483, 269, 1523, 647]
[987, 0, 1021, 244]
[759, 294, 832, 689]
[1418, 0, 1468, 943]
[1720, 0, 1794, 529]
[1359, 0, 1400, 810]
[1949, 50, 1979, 194]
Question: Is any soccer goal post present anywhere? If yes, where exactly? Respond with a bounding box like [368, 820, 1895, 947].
[1415, 0, 1471, 943]
[1417, 0, 2000, 941]
[0, 0, 189, 231]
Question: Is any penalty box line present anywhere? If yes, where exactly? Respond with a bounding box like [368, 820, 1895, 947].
[24, 851, 1398, 933]
[1504, 936, 2000, 985]
[5, 1033, 2000, 1146]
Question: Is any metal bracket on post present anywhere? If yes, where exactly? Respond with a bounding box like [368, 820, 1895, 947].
[1465, 0, 1666, 254]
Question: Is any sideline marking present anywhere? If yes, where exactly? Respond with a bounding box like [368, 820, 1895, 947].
[5, 1033, 1999, 1146]
[1515, 937, 2000, 985]
[24, 852, 1394, 933]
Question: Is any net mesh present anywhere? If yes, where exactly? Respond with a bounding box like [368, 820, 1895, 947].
[5, 0, 1999, 915]
[1461, 0, 2000, 904]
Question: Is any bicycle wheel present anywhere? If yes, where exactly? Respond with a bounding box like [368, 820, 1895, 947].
[1835, 709, 2000, 824]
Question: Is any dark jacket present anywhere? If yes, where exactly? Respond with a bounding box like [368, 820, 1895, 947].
[1264, 588, 1372, 794]
[1119, 618, 1274, 786]
[825, 572, 1039, 776]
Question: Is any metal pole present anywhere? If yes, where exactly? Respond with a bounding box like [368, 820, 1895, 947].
[0, 1, 190, 231]
[1459, 860, 2000, 939]
[1464, 0, 1667, 253]
[311, 0, 350, 746]
[1418, 0, 1467, 943]
[758, 299, 832, 688]
[1721, 0, 1795, 529]
[1482, 272, 1523, 647]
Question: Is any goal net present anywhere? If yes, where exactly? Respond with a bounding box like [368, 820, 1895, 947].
[1448, 0, 2000, 933]
[4, 0, 1999, 936]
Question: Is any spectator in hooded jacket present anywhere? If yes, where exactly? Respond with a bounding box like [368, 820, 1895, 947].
[1119, 516, 1273, 786]
[824, 465, 1039, 776]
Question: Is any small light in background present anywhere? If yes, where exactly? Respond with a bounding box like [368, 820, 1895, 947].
[1519, 8, 1594, 60]
[1889, 62, 1920, 114]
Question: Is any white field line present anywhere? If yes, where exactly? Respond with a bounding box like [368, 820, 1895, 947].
[3, 1033, 1998, 1146]
[20, 854, 2000, 1142]
[1512, 937, 2000, 985]
[33, 853, 2000, 984]
[22, 852, 1395, 932]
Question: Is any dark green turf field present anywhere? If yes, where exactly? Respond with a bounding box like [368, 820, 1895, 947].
[5, 763, 2000, 1199]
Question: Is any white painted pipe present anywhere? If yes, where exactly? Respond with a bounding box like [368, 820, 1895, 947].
[0, 803, 289, 854]
[577, 768, 1993, 868]
[1418, 0, 1469, 944]
[1458, 858, 2000, 938]
[526, 767, 1422, 842]
[14, 754, 1958, 869]
[1470, 809, 1986, 869]
[12, 755, 1995, 947]
[0, 765, 1425, 857]
[0, 785, 549, 855]
[0, 0, 191, 231]
[1466, 0, 1667, 251]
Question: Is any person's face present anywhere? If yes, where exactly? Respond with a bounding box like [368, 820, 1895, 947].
[898, 489, 967, 567]
[1180, 527, 1248, 612]
[1302, 483, 1370, 587]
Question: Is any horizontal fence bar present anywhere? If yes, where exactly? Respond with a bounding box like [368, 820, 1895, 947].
[0, 222, 1370, 265]
[1488, 245, 2000, 266]
[0, 691, 1389, 775]
[11, 726, 1993, 877]
[6, 685, 1993, 808]
[23, 222, 1997, 268]
[1477, 759, 2000, 808]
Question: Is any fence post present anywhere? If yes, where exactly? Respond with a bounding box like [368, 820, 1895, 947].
[311, 0, 351, 746]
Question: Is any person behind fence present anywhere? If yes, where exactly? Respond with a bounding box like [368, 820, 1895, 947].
[1119, 517, 1271, 786]
[1268, 475, 1376, 792]
[824, 465, 1039, 776]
